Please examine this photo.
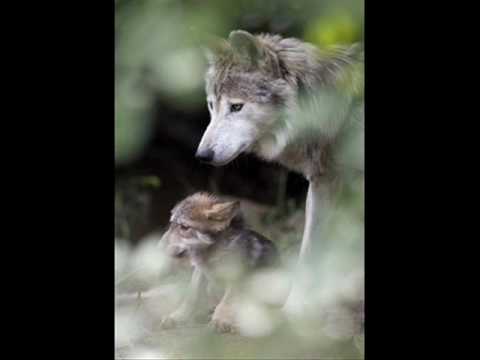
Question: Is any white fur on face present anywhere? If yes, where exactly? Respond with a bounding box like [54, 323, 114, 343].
[254, 120, 292, 161]
[198, 95, 277, 165]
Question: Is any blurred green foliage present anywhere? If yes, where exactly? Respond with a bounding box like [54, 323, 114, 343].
[115, 175, 161, 239]
[305, 12, 362, 46]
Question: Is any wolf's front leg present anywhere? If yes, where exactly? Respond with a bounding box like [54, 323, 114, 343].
[283, 180, 332, 315]
[161, 267, 207, 328]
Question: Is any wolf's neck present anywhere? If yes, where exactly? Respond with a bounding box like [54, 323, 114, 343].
[254, 130, 330, 180]
[251, 37, 363, 178]
[253, 96, 362, 180]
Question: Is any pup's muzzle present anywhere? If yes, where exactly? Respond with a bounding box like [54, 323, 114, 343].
[166, 244, 188, 258]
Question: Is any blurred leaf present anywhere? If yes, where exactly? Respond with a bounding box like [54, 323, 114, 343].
[305, 12, 361, 46]
[115, 73, 154, 165]
[138, 175, 161, 189]
[114, 105, 152, 165]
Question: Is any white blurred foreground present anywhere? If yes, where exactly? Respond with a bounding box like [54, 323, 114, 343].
[115, 229, 364, 359]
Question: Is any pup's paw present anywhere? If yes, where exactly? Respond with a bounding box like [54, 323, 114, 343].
[159, 316, 178, 329]
[209, 305, 237, 334]
[208, 317, 236, 333]
[160, 311, 189, 330]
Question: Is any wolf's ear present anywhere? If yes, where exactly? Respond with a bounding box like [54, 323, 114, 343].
[204, 200, 240, 223]
[202, 36, 232, 65]
[228, 30, 264, 66]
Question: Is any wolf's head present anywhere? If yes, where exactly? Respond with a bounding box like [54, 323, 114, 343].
[196, 30, 296, 166]
[161, 192, 242, 257]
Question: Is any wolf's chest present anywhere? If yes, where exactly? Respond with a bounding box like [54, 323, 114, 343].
[278, 140, 332, 181]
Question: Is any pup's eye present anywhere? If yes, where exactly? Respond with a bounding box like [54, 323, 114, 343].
[230, 103, 243, 112]
[179, 224, 190, 231]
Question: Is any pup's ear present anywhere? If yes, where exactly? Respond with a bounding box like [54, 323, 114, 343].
[204, 200, 240, 223]
[228, 30, 264, 66]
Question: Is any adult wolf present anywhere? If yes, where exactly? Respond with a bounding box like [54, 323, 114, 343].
[196, 30, 364, 313]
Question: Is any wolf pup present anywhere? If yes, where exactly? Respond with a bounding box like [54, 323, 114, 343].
[161, 192, 279, 333]
[196, 30, 364, 312]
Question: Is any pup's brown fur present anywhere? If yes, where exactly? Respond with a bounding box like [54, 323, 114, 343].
[161, 192, 279, 332]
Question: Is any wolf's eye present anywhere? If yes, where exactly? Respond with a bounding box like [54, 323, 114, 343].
[230, 103, 243, 113]
[179, 224, 190, 231]
[207, 101, 213, 110]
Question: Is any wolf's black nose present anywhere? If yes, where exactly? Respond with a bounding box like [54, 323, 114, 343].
[195, 149, 214, 163]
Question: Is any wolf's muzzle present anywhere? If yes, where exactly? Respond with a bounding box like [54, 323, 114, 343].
[195, 148, 214, 163]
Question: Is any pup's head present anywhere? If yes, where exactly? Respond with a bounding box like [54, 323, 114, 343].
[162, 192, 242, 257]
[196, 30, 294, 166]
